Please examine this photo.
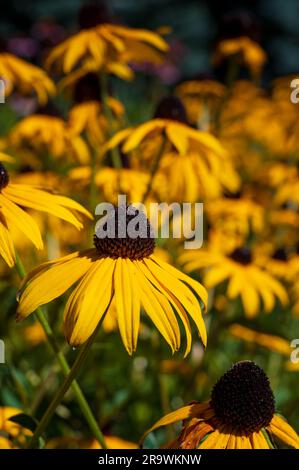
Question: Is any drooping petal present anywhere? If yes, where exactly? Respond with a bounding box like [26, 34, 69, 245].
[0, 194, 43, 249]
[268, 415, 299, 448]
[114, 258, 140, 355]
[138, 259, 192, 356]
[134, 265, 180, 352]
[123, 120, 165, 153]
[63, 258, 115, 346]
[17, 251, 95, 319]
[3, 184, 86, 229]
[145, 257, 207, 347]
[0, 216, 15, 267]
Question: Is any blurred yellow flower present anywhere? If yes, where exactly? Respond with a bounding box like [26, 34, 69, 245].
[68, 97, 124, 147]
[8, 115, 90, 164]
[180, 247, 288, 318]
[213, 36, 267, 79]
[0, 53, 55, 104]
[45, 24, 168, 79]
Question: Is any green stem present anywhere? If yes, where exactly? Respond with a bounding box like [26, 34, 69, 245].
[28, 308, 109, 448]
[142, 137, 167, 204]
[15, 253, 107, 449]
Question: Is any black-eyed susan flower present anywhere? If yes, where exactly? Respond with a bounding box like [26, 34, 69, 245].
[0, 162, 92, 267]
[68, 98, 124, 148]
[142, 361, 299, 449]
[175, 79, 226, 128]
[8, 114, 90, 164]
[0, 53, 55, 104]
[206, 194, 264, 238]
[213, 36, 267, 79]
[105, 96, 225, 157]
[180, 246, 288, 317]
[45, 23, 168, 80]
[17, 205, 207, 356]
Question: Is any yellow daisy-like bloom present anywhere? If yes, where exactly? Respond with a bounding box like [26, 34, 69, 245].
[0, 407, 32, 449]
[22, 322, 47, 347]
[142, 361, 299, 449]
[213, 36, 267, 79]
[155, 147, 239, 202]
[180, 247, 288, 317]
[68, 98, 124, 147]
[175, 79, 226, 128]
[17, 205, 208, 356]
[8, 115, 90, 164]
[0, 162, 92, 267]
[229, 324, 291, 356]
[45, 24, 168, 79]
[0, 53, 55, 104]
[206, 195, 264, 237]
[105, 113, 225, 158]
[69, 166, 150, 204]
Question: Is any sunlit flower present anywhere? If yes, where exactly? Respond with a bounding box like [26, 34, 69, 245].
[17, 205, 207, 356]
[105, 96, 225, 158]
[175, 79, 226, 128]
[229, 324, 291, 356]
[142, 361, 299, 449]
[180, 246, 288, 317]
[0, 162, 92, 267]
[22, 322, 47, 347]
[206, 195, 264, 237]
[8, 114, 90, 164]
[0, 53, 55, 104]
[213, 37, 267, 79]
[45, 24, 168, 79]
[0, 407, 31, 449]
[68, 98, 124, 147]
[69, 166, 150, 204]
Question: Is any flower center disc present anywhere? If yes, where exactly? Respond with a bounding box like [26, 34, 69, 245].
[94, 205, 155, 260]
[0, 163, 9, 190]
[211, 361, 275, 434]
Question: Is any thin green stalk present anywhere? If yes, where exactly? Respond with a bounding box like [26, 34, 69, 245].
[15, 253, 107, 449]
[28, 306, 110, 448]
[142, 137, 167, 204]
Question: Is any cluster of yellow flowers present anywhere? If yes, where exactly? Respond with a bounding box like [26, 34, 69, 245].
[0, 20, 299, 450]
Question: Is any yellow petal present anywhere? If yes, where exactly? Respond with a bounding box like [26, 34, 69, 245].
[134, 265, 180, 352]
[268, 415, 299, 448]
[0, 216, 15, 267]
[114, 259, 140, 355]
[17, 251, 94, 319]
[140, 405, 196, 445]
[123, 120, 164, 153]
[64, 258, 115, 346]
[0, 194, 43, 249]
[165, 123, 188, 154]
